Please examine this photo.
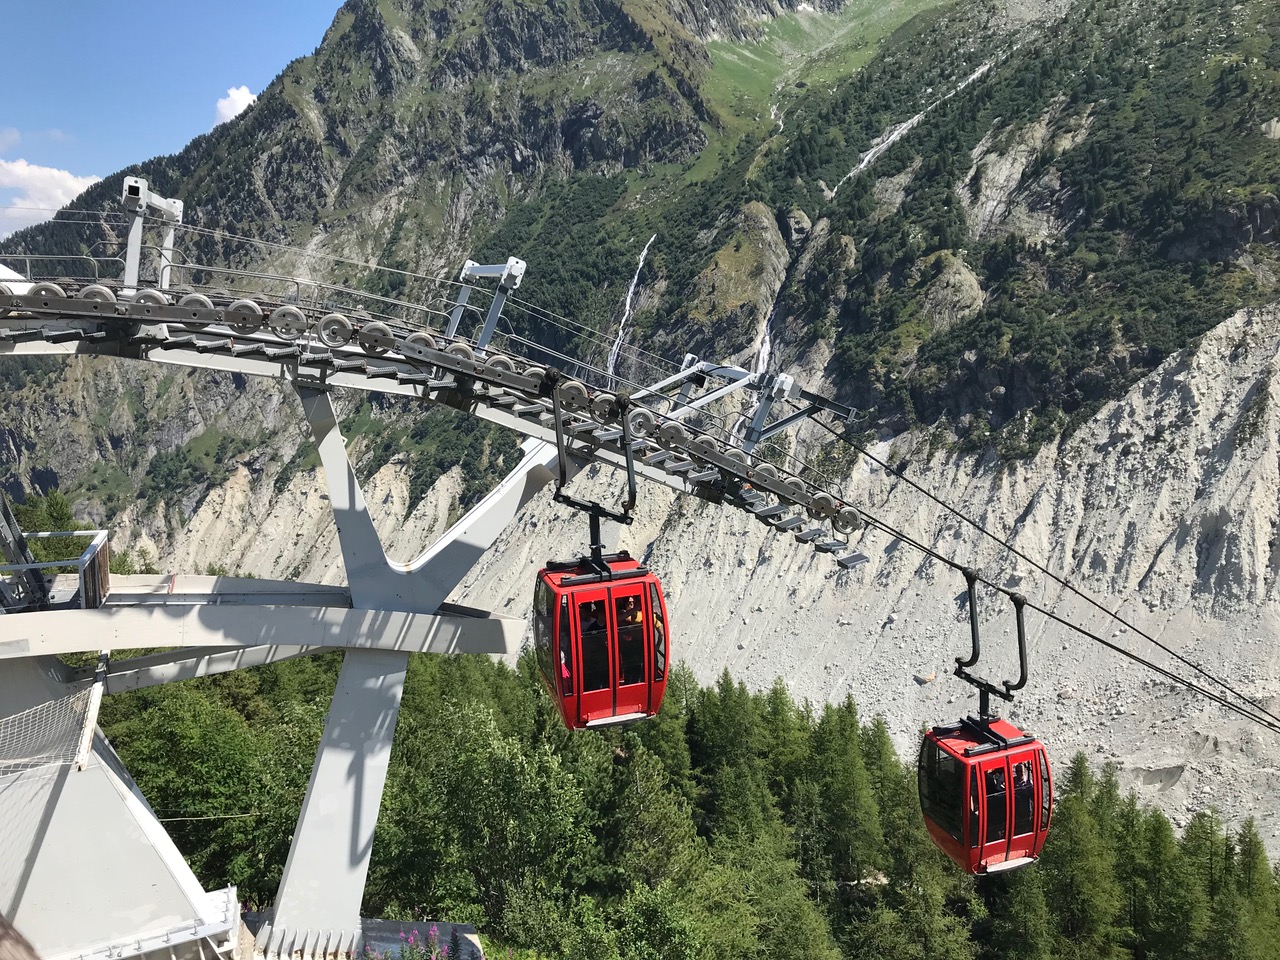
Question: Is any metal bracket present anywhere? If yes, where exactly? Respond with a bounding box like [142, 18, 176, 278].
[121, 177, 183, 294]
[450, 258, 526, 349]
[953, 569, 1031, 717]
[548, 370, 638, 566]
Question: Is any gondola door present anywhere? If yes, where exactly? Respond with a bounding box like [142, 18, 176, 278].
[612, 584, 650, 719]
[976, 748, 1044, 871]
[977, 754, 1011, 870]
[1006, 747, 1050, 865]
[574, 587, 614, 724]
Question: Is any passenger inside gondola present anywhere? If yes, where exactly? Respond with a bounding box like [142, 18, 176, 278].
[985, 767, 1008, 844]
[1012, 761, 1035, 835]
[649, 582, 667, 678]
[969, 768, 981, 848]
[579, 601, 610, 691]
[617, 595, 645, 685]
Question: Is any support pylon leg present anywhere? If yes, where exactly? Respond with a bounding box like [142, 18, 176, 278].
[260, 387, 565, 957]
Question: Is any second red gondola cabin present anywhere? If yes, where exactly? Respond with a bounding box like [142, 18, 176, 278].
[918, 716, 1052, 875]
[533, 551, 670, 729]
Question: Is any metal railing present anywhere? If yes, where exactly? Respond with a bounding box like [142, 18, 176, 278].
[0, 530, 111, 610]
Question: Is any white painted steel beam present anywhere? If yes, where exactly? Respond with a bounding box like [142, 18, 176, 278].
[0, 603, 519, 661]
[258, 390, 567, 957]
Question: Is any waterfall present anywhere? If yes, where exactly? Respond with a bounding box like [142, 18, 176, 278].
[734, 301, 780, 444]
[754, 303, 778, 377]
[607, 234, 656, 385]
[833, 60, 993, 196]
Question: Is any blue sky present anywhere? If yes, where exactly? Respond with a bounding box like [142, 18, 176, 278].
[1, 0, 340, 237]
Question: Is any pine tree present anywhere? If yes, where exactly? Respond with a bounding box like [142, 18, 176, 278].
[1143, 810, 1208, 960]
[1182, 810, 1229, 903]
[614, 882, 703, 960]
[983, 869, 1054, 960]
[893, 859, 980, 960]
[860, 714, 932, 882]
[1091, 762, 1122, 847]
[1111, 791, 1148, 952]
[1040, 756, 1123, 958]
[682, 825, 842, 960]
[611, 747, 706, 888]
[758, 676, 812, 807]
[687, 669, 776, 840]
[1230, 818, 1280, 960]
[810, 697, 885, 887]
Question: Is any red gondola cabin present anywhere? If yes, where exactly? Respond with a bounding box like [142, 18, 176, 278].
[918, 716, 1052, 874]
[533, 551, 670, 729]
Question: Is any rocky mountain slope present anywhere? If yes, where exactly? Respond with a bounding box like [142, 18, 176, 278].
[4, 0, 1280, 857]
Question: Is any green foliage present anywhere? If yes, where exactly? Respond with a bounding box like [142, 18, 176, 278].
[340, 397, 523, 518]
[99, 682, 328, 906]
[11, 491, 89, 566]
[761, 0, 1280, 456]
[139, 430, 254, 505]
[96, 654, 1280, 960]
[0, 357, 60, 393]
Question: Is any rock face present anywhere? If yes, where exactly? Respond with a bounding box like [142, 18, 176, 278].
[451, 302, 1280, 859]
[918, 252, 983, 333]
[959, 100, 1094, 244]
[668, 200, 790, 363]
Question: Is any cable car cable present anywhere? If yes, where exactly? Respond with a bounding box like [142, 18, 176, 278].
[855, 508, 1280, 735]
[807, 411, 1280, 731]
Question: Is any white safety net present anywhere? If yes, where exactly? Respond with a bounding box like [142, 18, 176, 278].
[0, 688, 93, 778]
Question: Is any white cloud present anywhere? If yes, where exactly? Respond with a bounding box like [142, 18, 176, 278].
[214, 86, 257, 126]
[0, 158, 100, 238]
[0, 128, 19, 154]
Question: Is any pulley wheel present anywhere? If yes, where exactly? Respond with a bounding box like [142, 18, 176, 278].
[79, 283, 117, 303]
[29, 281, 67, 304]
[179, 293, 214, 328]
[403, 331, 437, 358]
[445, 341, 476, 362]
[807, 492, 837, 520]
[658, 420, 689, 449]
[557, 379, 589, 411]
[358, 320, 395, 356]
[751, 462, 778, 483]
[832, 505, 862, 534]
[268, 305, 309, 340]
[225, 299, 264, 334]
[781, 476, 807, 505]
[519, 366, 547, 399]
[722, 448, 750, 477]
[485, 354, 516, 373]
[590, 392, 617, 424]
[687, 433, 720, 462]
[317, 313, 353, 347]
[627, 407, 656, 438]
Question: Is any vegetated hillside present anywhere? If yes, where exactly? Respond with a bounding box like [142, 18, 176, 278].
[0, 0, 957, 523]
[95, 648, 1280, 960]
[3, 0, 1280, 863]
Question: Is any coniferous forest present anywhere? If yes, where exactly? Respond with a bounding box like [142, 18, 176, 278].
[99, 651, 1280, 960]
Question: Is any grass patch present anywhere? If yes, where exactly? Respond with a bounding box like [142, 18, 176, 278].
[702, 0, 952, 133]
